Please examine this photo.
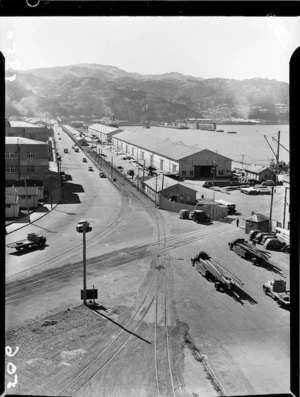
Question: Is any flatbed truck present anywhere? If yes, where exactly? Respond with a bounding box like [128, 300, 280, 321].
[6, 233, 47, 252]
[191, 251, 244, 292]
[263, 280, 290, 308]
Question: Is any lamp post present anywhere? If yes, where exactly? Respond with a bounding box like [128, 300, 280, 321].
[82, 221, 87, 305]
[20, 176, 30, 223]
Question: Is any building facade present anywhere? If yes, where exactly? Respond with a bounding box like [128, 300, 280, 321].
[5, 137, 49, 185]
[6, 120, 54, 142]
[176, 118, 216, 131]
[88, 124, 122, 143]
[244, 165, 275, 183]
[5, 194, 19, 218]
[112, 130, 232, 179]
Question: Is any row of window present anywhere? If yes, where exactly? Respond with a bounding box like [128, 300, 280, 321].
[5, 152, 35, 159]
[6, 167, 35, 173]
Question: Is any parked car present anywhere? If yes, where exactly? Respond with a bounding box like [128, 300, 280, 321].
[261, 233, 276, 244]
[188, 211, 196, 220]
[82, 158, 87, 162]
[117, 166, 124, 171]
[88, 166, 93, 172]
[164, 172, 185, 181]
[203, 181, 214, 189]
[253, 232, 275, 244]
[99, 172, 106, 178]
[261, 180, 275, 186]
[179, 209, 190, 219]
[249, 229, 261, 241]
[100, 153, 107, 157]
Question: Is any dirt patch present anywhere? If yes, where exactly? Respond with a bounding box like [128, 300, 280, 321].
[5, 304, 132, 395]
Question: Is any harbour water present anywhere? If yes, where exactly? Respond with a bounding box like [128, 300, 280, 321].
[123, 124, 290, 167]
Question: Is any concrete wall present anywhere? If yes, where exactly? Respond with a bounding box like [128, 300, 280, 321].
[158, 196, 228, 220]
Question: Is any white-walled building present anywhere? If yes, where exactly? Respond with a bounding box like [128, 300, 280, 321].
[88, 124, 122, 143]
[112, 130, 232, 179]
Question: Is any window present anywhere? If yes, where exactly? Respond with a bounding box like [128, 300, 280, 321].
[26, 152, 35, 159]
[190, 170, 194, 176]
[182, 170, 187, 176]
[141, 151, 145, 160]
[172, 164, 177, 173]
[160, 159, 164, 170]
[27, 166, 35, 173]
[218, 170, 224, 175]
[6, 204, 11, 208]
[132, 147, 134, 156]
[5, 152, 18, 159]
[5, 166, 18, 173]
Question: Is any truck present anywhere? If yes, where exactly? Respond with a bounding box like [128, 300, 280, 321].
[263, 280, 290, 308]
[192, 210, 211, 224]
[6, 233, 47, 252]
[215, 199, 236, 214]
[191, 251, 244, 292]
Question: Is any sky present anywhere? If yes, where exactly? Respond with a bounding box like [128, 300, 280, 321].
[0, 17, 299, 82]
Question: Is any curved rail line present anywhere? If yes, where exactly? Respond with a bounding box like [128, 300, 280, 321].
[5, 223, 242, 304]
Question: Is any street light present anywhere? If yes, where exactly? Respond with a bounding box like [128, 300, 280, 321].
[76, 220, 92, 305]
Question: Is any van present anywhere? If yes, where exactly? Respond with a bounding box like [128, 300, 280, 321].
[179, 209, 190, 219]
[193, 210, 211, 224]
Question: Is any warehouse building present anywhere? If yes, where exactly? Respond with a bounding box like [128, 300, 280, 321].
[88, 124, 122, 143]
[112, 130, 232, 179]
[176, 118, 217, 131]
[5, 119, 54, 142]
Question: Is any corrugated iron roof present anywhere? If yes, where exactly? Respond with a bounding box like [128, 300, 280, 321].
[245, 165, 272, 174]
[114, 130, 232, 162]
[5, 137, 47, 145]
[8, 121, 41, 128]
[113, 130, 202, 160]
[89, 124, 121, 135]
[244, 213, 269, 222]
[144, 175, 197, 193]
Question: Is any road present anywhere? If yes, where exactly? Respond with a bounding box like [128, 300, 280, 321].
[5, 125, 290, 396]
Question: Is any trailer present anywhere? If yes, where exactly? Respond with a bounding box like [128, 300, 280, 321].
[6, 233, 47, 252]
[228, 238, 284, 275]
[191, 251, 244, 292]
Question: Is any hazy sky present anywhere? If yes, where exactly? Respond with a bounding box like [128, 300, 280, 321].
[1, 17, 299, 82]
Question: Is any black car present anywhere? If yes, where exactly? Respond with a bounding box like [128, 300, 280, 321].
[117, 166, 124, 171]
[100, 153, 108, 157]
[99, 172, 106, 178]
[249, 229, 261, 241]
[164, 172, 185, 181]
[127, 169, 134, 176]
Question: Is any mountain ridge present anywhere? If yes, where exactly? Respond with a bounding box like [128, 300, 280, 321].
[5, 64, 289, 122]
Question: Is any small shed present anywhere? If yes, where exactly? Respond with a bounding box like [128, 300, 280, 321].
[244, 165, 275, 183]
[243, 213, 270, 234]
[143, 175, 197, 205]
[5, 194, 19, 218]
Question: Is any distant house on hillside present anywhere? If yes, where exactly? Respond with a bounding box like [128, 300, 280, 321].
[244, 165, 275, 183]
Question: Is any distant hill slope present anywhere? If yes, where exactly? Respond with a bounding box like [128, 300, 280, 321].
[5, 64, 289, 122]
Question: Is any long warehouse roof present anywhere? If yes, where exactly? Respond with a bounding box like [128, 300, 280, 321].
[113, 130, 232, 161]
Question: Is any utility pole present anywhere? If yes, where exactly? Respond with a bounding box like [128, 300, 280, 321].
[155, 174, 158, 207]
[142, 160, 145, 182]
[276, 130, 281, 167]
[241, 154, 245, 169]
[269, 186, 274, 232]
[20, 176, 30, 223]
[111, 156, 113, 180]
[82, 222, 87, 305]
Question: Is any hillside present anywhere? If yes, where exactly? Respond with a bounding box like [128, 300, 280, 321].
[5, 64, 289, 122]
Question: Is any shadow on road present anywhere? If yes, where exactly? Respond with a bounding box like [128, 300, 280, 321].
[87, 303, 152, 345]
[9, 244, 49, 256]
[61, 183, 82, 204]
